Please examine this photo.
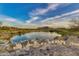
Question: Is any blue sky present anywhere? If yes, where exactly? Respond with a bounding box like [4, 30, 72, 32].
[0, 3, 79, 28]
[0, 3, 47, 21]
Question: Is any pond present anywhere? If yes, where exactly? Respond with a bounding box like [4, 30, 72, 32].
[10, 32, 61, 45]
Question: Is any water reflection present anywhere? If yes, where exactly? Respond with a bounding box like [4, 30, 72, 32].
[10, 32, 61, 44]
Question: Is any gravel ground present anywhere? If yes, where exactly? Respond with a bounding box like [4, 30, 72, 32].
[0, 44, 79, 56]
[0, 33, 79, 56]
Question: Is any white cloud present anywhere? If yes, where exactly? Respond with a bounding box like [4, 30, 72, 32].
[0, 15, 41, 28]
[42, 9, 79, 22]
[26, 17, 39, 24]
[28, 3, 71, 23]
[5, 18, 17, 22]
[26, 3, 61, 24]
[29, 3, 61, 17]
[29, 3, 71, 17]
[0, 14, 75, 29]
[0, 15, 25, 27]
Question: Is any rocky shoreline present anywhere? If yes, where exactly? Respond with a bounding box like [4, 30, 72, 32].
[0, 32, 79, 56]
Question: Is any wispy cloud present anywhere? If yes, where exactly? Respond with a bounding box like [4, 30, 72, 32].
[0, 4, 77, 28]
[26, 3, 61, 24]
[0, 15, 40, 28]
[26, 16, 39, 24]
[0, 15, 17, 22]
[5, 18, 17, 22]
[27, 3, 71, 24]
[0, 15, 25, 27]
[29, 3, 61, 17]
[42, 9, 79, 22]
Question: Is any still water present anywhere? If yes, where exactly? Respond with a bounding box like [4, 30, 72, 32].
[10, 32, 61, 44]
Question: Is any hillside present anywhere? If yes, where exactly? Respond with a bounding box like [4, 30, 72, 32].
[0, 25, 79, 41]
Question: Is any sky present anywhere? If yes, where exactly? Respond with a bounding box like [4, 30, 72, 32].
[0, 3, 79, 28]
